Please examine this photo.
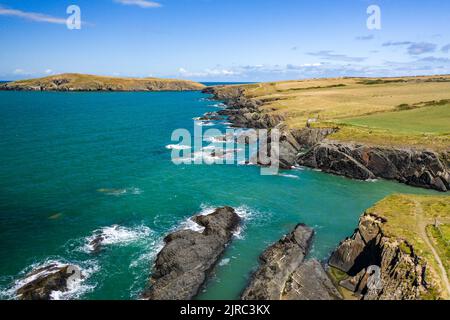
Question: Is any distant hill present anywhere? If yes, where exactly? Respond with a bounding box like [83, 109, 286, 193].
[0, 73, 205, 92]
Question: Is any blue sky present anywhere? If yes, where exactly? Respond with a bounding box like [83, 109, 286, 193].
[0, 0, 449, 81]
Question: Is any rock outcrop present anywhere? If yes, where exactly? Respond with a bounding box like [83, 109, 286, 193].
[15, 263, 81, 300]
[0, 73, 206, 92]
[298, 142, 449, 192]
[241, 224, 342, 300]
[328, 213, 436, 300]
[142, 207, 240, 300]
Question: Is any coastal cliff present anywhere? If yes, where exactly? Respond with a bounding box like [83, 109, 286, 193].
[328, 194, 450, 300]
[203, 85, 450, 192]
[0, 73, 205, 92]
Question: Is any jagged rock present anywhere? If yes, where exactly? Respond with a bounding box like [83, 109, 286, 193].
[329, 213, 434, 300]
[339, 268, 367, 293]
[283, 260, 342, 300]
[241, 224, 314, 300]
[15, 263, 81, 300]
[328, 215, 382, 275]
[298, 142, 449, 192]
[142, 207, 240, 300]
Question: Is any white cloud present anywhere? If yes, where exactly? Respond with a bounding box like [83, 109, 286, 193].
[114, 0, 162, 8]
[13, 69, 30, 75]
[45, 69, 53, 74]
[178, 67, 239, 78]
[0, 6, 67, 24]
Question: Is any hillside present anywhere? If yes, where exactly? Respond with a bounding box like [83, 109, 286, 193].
[208, 75, 450, 151]
[0, 73, 205, 92]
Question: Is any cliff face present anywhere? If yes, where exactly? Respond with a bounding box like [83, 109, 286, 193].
[298, 143, 450, 192]
[0, 73, 206, 92]
[204, 86, 450, 192]
[328, 212, 443, 300]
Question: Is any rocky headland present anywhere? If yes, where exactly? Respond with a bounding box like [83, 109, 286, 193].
[327, 194, 450, 300]
[0, 73, 205, 92]
[202, 85, 450, 192]
[142, 207, 240, 300]
[241, 224, 342, 300]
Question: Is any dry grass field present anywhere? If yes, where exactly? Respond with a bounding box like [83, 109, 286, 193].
[219, 75, 450, 151]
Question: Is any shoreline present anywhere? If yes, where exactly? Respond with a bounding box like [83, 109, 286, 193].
[201, 86, 450, 192]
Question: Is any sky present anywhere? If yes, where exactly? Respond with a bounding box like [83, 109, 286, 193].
[0, 0, 449, 81]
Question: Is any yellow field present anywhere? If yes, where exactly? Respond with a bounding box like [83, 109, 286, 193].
[216, 75, 450, 151]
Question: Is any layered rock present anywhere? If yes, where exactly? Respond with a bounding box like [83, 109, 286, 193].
[298, 142, 449, 192]
[241, 224, 342, 300]
[328, 214, 436, 300]
[142, 207, 240, 300]
[15, 263, 81, 300]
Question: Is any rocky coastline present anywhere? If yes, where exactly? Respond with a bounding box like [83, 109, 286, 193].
[241, 224, 342, 300]
[202, 86, 450, 192]
[142, 207, 240, 300]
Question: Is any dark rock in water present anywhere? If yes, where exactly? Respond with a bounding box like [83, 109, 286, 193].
[15, 263, 81, 300]
[88, 234, 105, 254]
[198, 112, 223, 121]
[283, 260, 342, 300]
[241, 224, 314, 300]
[142, 207, 240, 300]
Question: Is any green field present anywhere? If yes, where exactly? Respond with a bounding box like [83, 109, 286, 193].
[339, 104, 450, 134]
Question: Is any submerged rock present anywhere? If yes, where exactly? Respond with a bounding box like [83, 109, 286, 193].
[15, 263, 82, 300]
[142, 207, 240, 300]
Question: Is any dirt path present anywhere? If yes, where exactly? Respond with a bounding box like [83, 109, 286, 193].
[413, 200, 450, 298]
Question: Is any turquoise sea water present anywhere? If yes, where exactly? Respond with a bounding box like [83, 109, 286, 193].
[0, 90, 438, 300]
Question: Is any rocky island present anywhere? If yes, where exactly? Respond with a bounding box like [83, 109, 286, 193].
[0, 73, 205, 92]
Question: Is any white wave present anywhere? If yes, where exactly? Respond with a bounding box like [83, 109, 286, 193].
[165, 144, 191, 150]
[365, 178, 379, 182]
[97, 187, 143, 196]
[83, 225, 152, 253]
[218, 258, 230, 266]
[195, 121, 215, 127]
[278, 174, 300, 179]
[209, 103, 226, 108]
[1, 259, 98, 300]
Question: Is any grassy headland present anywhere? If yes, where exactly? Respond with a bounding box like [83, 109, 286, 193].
[0, 73, 205, 91]
[211, 75, 450, 151]
[367, 194, 450, 298]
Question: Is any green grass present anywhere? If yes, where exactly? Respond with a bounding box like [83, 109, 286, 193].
[427, 224, 450, 283]
[339, 104, 450, 135]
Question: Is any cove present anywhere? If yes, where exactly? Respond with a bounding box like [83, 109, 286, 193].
[0, 90, 438, 300]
